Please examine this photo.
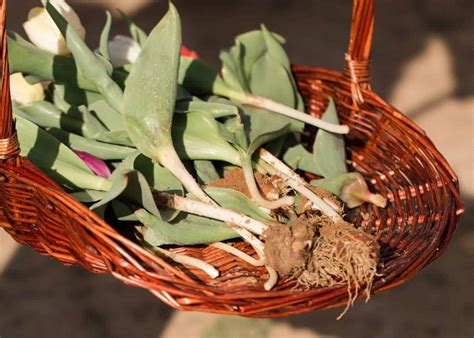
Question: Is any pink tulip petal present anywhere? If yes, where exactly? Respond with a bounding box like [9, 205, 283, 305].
[74, 150, 111, 178]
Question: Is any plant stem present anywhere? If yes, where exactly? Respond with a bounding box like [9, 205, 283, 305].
[155, 192, 267, 236]
[241, 153, 294, 209]
[215, 86, 349, 134]
[157, 146, 215, 205]
[258, 148, 342, 222]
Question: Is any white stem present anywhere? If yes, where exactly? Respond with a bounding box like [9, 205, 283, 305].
[158, 193, 267, 236]
[210, 242, 265, 266]
[246, 95, 349, 135]
[157, 147, 215, 205]
[264, 266, 278, 291]
[242, 153, 293, 209]
[154, 247, 219, 279]
[232, 227, 266, 259]
[258, 148, 342, 222]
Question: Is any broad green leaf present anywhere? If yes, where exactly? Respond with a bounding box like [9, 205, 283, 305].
[123, 3, 181, 158]
[47, 127, 136, 160]
[89, 100, 125, 131]
[313, 98, 348, 178]
[204, 187, 273, 223]
[222, 115, 248, 149]
[53, 84, 103, 112]
[71, 190, 107, 202]
[118, 9, 148, 46]
[138, 209, 238, 247]
[175, 100, 238, 118]
[112, 200, 137, 221]
[282, 143, 319, 175]
[233, 29, 286, 78]
[15, 115, 92, 173]
[172, 112, 240, 165]
[43, 0, 123, 112]
[178, 57, 220, 95]
[260, 24, 291, 69]
[15, 116, 112, 191]
[90, 165, 160, 218]
[94, 130, 134, 146]
[99, 11, 113, 61]
[194, 160, 220, 184]
[220, 48, 247, 93]
[247, 124, 292, 156]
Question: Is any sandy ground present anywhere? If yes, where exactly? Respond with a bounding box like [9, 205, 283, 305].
[1, 1, 473, 337]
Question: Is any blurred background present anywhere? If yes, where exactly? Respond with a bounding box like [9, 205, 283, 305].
[1, 0, 473, 337]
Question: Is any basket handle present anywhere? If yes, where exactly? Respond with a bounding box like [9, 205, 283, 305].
[0, 0, 19, 161]
[344, 0, 374, 105]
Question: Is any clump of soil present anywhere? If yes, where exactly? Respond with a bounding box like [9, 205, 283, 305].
[263, 215, 315, 276]
[210, 168, 280, 200]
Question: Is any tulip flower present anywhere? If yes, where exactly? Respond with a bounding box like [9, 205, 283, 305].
[107, 35, 141, 67]
[74, 150, 112, 178]
[10, 73, 45, 106]
[23, 0, 85, 55]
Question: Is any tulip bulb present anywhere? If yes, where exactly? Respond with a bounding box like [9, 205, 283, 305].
[23, 0, 85, 55]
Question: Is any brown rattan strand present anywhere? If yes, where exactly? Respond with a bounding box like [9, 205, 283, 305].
[0, 0, 464, 317]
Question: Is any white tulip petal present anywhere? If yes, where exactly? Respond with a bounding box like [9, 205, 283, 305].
[22, 0, 85, 56]
[108, 35, 142, 67]
[10, 73, 45, 106]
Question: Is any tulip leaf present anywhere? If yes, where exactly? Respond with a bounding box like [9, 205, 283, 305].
[53, 84, 103, 112]
[93, 130, 134, 147]
[99, 11, 113, 61]
[247, 124, 292, 156]
[194, 160, 220, 185]
[14, 115, 112, 191]
[47, 127, 135, 160]
[71, 190, 107, 203]
[175, 100, 238, 118]
[178, 57, 219, 95]
[89, 100, 125, 131]
[43, 0, 123, 112]
[171, 112, 240, 165]
[282, 143, 319, 175]
[118, 9, 148, 47]
[204, 187, 273, 223]
[138, 209, 239, 247]
[313, 98, 348, 178]
[123, 3, 181, 158]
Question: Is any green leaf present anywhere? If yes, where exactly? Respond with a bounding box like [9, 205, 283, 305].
[204, 187, 273, 223]
[219, 48, 247, 93]
[171, 112, 240, 165]
[118, 9, 148, 46]
[233, 29, 286, 78]
[260, 24, 291, 69]
[88, 100, 125, 131]
[247, 124, 292, 156]
[90, 156, 160, 218]
[53, 84, 103, 112]
[47, 127, 136, 160]
[15, 115, 112, 191]
[138, 209, 238, 247]
[43, 0, 123, 112]
[194, 160, 220, 184]
[123, 3, 181, 158]
[178, 57, 219, 95]
[93, 130, 134, 147]
[282, 143, 319, 175]
[70, 190, 107, 202]
[175, 100, 238, 118]
[313, 98, 348, 178]
[99, 11, 113, 61]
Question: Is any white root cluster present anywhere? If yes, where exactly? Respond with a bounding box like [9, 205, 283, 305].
[157, 147, 344, 290]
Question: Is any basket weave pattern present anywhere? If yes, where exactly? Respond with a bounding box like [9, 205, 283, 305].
[0, 0, 463, 317]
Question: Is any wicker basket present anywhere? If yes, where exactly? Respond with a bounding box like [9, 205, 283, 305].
[0, 0, 464, 317]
